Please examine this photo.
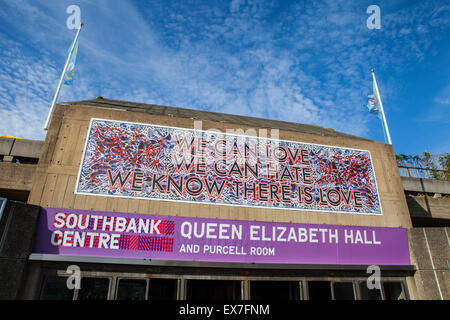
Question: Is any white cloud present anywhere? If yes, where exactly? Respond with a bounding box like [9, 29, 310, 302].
[0, 0, 448, 145]
[435, 97, 450, 105]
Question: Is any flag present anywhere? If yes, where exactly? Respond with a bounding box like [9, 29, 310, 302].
[45, 24, 83, 130]
[366, 94, 380, 118]
[370, 69, 392, 144]
[63, 39, 79, 85]
[365, 80, 381, 118]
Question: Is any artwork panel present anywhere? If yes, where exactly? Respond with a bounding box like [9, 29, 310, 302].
[76, 119, 382, 215]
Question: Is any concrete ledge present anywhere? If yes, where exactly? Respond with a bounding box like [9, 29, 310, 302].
[0, 138, 14, 155]
[406, 195, 450, 220]
[10, 139, 43, 158]
[28, 253, 416, 271]
[0, 137, 43, 159]
[402, 177, 450, 195]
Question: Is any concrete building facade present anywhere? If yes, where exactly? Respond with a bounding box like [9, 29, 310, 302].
[0, 98, 448, 300]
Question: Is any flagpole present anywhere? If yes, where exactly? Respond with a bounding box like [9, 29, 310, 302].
[371, 69, 392, 145]
[44, 23, 83, 130]
[380, 116, 388, 144]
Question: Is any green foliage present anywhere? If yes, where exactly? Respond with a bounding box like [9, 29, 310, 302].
[438, 153, 450, 170]
[438, 153, 450, 180]
[396, 152, 449, 180]
[396, 154, 411, 167]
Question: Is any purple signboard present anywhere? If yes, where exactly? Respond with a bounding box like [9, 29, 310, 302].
[33, 207, 410, 266]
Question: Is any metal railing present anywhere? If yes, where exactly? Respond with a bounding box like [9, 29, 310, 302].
[398, 166, 450, 181]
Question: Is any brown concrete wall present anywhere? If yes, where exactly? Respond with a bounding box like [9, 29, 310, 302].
[402, 177, 450, 196]
[406, 195, 450, 220]
[27, 104, 413, 228]
[0, 162, 36, 191]
[9, 139, 43, 159]
[0, 138, 14, 156]
[0, 137, 41, 196]
[409, 228, 450, 299]
[0, 137, 43, 159]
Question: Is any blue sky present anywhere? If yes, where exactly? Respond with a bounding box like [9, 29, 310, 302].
[0, 0, 449, 157]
